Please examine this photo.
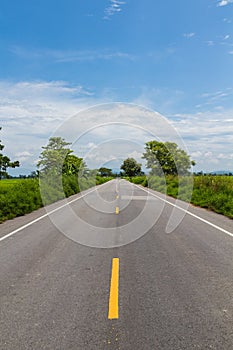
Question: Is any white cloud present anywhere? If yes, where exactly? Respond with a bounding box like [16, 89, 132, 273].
[217, 0, 233, 6]
[9, 46, 135, 63]
[183, 33, 195, 39]
[1, 80, 233, 174]
[104, 0, 126, 19]
[0, 80, 99, 172]
[170, 109, 233, 171]
[206, 40, 215, 46]
[223, 18, 232, 23]
[200, 88, 233, 106]
[15, 151, 32, 157]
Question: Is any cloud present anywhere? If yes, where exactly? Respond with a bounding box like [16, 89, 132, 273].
[1, 80, 233, 174]
[206, 40, 215, 46]
[15, 151, 32, 156]
[0, 80, 99, 172]
[104, 0, 126, 19]
[183, 33, 195, 39]
[223, 18, 232, 23]
[217, 0, 233, 6]
[9, 46, 134, 63]
[170, 110, 233, 171]
[199, 88, 233, 106]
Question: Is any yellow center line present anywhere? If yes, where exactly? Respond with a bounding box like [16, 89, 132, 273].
[115, 207, 119, 214]
[108, 258, 120, 320]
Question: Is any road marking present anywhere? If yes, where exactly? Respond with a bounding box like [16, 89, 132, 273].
[121, 195, 157, 200]
[108, 258, 119, 320]
[0, 180, 115, 243]
[115, 207, 119, 215]
[134, 183, 233, 237]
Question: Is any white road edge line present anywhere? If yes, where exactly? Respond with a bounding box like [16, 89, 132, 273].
[133, 183, 233, 238]
[0, 180, 114, 243]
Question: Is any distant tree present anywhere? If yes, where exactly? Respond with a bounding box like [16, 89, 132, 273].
[142, 141, 195, 176]
[120, 158, 142, 177]
[0, 127, 20, 180]
[98, 167, 113, 177]
[27, 171, 39, 178]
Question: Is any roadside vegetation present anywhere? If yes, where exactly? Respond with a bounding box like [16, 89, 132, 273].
[0, 136, 113, 223]
[125, 140, 233, 219]
[1, 130, 232, 223]
[128, 175, 233, 219]
[0, 175, 112, 223]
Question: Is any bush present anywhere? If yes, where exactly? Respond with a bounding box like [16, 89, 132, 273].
[0, 175, 113, 223]
[136, 175, 233, 219]
[0, 179, 42, 222]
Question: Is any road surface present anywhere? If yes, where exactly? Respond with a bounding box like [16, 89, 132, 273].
[0, 179, 233, 349]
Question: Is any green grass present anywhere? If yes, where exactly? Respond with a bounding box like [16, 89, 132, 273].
[128, 175, 233, 219]
[191, 176, 233, 218]
[0, 179, 43, 222]
[0, 178, 22, 188]
[0, 176, 113, 223]
[2, 174, 232, 223]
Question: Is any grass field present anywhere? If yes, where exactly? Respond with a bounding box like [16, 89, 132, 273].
[1, 175, 232, 223]
[0, 176, 113, 223]
[129, 175, 233, 219]
[0, 179, 23, 187]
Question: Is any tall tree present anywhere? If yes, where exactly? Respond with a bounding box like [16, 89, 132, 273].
[120, 158, 142, 177]
[142, 141, 195, 175]
[38, 137, 73, 175]
[63, 154, 86, 176]
[0, 127, 20, 179]
[38, 137, 85, 176]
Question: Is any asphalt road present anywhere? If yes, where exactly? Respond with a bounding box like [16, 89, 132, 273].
[0, 179, 233, 349]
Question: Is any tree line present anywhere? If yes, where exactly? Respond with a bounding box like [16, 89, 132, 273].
[0, 127, 196, 179]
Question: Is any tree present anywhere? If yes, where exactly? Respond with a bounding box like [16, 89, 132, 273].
[63, 154, 86, 176]
[98, 167, 113, 177]
[38, 137, 72, 175]
[120, 158, 142, 177]
[38, 137, 85, 177]
[142, 141, 195, 176]
[0, 127, 20, 180]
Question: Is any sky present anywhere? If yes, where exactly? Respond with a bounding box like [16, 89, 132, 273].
[0, 0, 233, 174]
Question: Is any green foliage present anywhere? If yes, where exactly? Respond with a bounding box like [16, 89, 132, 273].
[0, 127, 20, 179]
[191, 176, 233, 218]
[38, 137, 87, 204]
[63, 154, 86, 176]
[38, 137, 85, 176]
[37, 137, 70, 175]
[142, 141, 195, 176]
[0, 179, 42, 222]
[98, 167, 113, 177]
[0, 174, 113, 222]
[130, 175, 148, 187]
[137, 175, 233, 218]
[96, 175, 114, 184]
[0, 137, 115, 223]
[121, 158, 142, 177]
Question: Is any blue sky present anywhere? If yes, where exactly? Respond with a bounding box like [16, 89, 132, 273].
[0, 0, 233, 173]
